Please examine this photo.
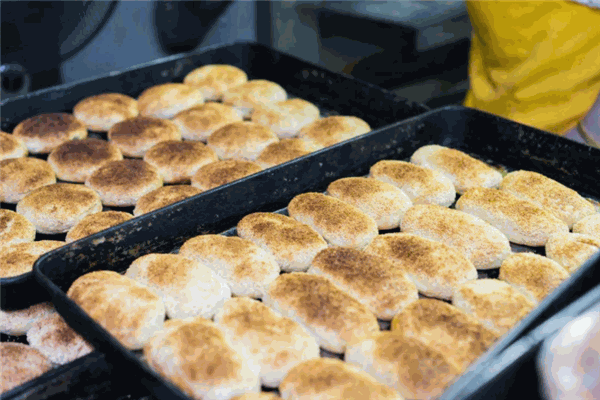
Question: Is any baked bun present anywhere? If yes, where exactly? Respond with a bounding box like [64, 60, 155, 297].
[452, 279, 536, 335]
[172, 103, 243, 142]
[66, 211, 133, 243]
[280, 358, 402, 400]
[221, 80, 287, 118]
[500, 170, 595, 228]
[263, 273, 379, 353]
[255, 138, 316, 169]
[236, 212, 327, 272]
[0, 343, 52, 395]
[191, 159, 262, 191]
[287, 192, 378, 249]
[390, 299, 499, 372]
[86, 159, 163, 207]
[0, 209, 36, 247]
[499, 253, 569, 303]
[402, 205, 511, 269]
[345, 331, 460, 400]
[179, 235, 280, 298]
[73, 93, 139, 132]
[365, 233, 478, 300]
[327, 177, 413, 230]
[0, 131, 27, 160]
[0, 303, 56, 336]
[231, 394, 281, 400]
[138, 83, 204, 119]
[108, 116, 181, 158]
[369, 160, 456, 207]
[143, 140, 217, 184]
[12, 113, 87, 154]
[573, 213, 600, 237]
[0, 157, 56, 203]
[297, 116, 371, 149]
[207, 121, 279, 161]
[67, 270, 165, 350]
[183, 64, 248, 100]
[214, 297, 320, 388]
[17, 183, 102, 234]
[133, 185, 202, 216]
[0, 241, 65, 278]
[250, 99, 320, 139]
[545, 232, 600, 273]
[456, 187, 569, 246]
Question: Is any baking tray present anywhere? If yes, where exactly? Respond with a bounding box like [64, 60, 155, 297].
[0, 40, 428, 311]
[34, 105, 600, 400]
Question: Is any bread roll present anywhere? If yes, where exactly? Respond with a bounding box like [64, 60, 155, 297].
[73, 93, 139, 131]
[191, 159, 262, 191]
[144, 140, 217, 184]
[12, 113, 87, 154]
[0, 209, 36, 247]
[369, 160, 456, 207]
[17, 183, 102, 234]
[67, 270, 165, 350]
[179, 235, 280, 298]
[545, 232, 600, 273]
[207, 121, 279, 161]
[236, 212, 327, 272]
[308, 247, 418, 320]
[297, 116, 370, 149]
[255, 139, 316, 169]
[365, 233, 477, 300]
[66, 211, 133, 243]
[0, 343, 52, 395]
[287, 192, 378, 249]
[133, 185, 202, 216]
[251, 99, 320, 139]
[263, 273, 379, 353]
[401, 205, 511, 269]
[0, 157, 56, 203]
[231, 394, 280, 400]
[172, 103, 244, 142]
[500, 170, 595, 228]
[0, 303, 56, 336]
[108, 116, 182, 158]
[0, 241, 65, 278]
[183, 64, 248, 100]
[221, 80, 287, 117]
[499, 253, 569, 303]
[0, 131, 27, 160]
[214, 297, 320, 387]
[452, 279, 536, 335]
[138, 83, 204, 119]
[279, 358, 402, 400]
[573, 213, 600, 237]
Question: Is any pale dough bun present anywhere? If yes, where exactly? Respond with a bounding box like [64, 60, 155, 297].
[545, 232, 600, 273]
[12, 113, 87, 154]
[138, 83, 204, 119]
[0, 157, 56, 204]
[191, 159, 262, 191]
[207, 121, 279, 161]
[108, 116, 181, 158]
[0, 343, 52, 395]
[0, 302, 56, 336]
[573, 213, 600, 237]
[0, 131, 28, 161]
[221, 80, 287, 118]
[0, 209, 36, 247]
[250, 99, 320, 139]
[255, 139, 316, 169]
[66, 211, 133, 243]
[0, 241, 65, 278]
[183, 64, 248, 100]
[73, 93, 139, 132]
[133, 185, 202, 216]
[172, 103, 243, 142]
[297, 116, 370, 149]
[143, 140, 218, 184]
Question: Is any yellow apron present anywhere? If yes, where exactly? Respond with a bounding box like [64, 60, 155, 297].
[464, 1, 600, 135]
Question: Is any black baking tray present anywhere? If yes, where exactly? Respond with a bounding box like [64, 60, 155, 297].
[35, 105, 600, 400]
[0, 40, 427, 312]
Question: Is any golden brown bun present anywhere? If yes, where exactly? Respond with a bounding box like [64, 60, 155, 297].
[183, 64, 248, 100]
[369, 160, 456, 207]
[365, 233, 478, 300]
[0, 343, 52, 395]
[108, 116, 181, 158]
[231, 394, 281, 400]
[12, 113, 87, 154]
[0, 209, 36, 247]
[250, 99, 320, 139]
[0, 157, 56, 203]
[47, 139, 123, 182]
[207, 122, 279, 161]
[0, 303, 56, 336]
[172, 103, 243, 142]
[297, 116, 370, 149]
[133, 185, 202, 216]
[73, 93, 139, 132]
[221, 80, 287, 117]
[287, 192, 378, 249]
[191, 159, 262, 191]
[500, 170, 595, 228]
[573, 213, 600, 237]
[143, 140, 217, 183]
[0, 241, 65, 278]
[85, 159, 163, 207]
[0, 131, 28, 160]
[255, 138, 316, 169]
[65, 211, 133, 243]
[16, 183, 102, 234]
[545, 232, 600, 273]
[138, 83, 204, 119]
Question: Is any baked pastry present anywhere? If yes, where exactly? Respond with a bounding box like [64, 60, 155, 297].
[236, 212, 327, 272]
[545, 232, 600, 273]
[214, 297, 320, 388]
[0, 209, 36, 247]
[308, 247, 418, 320]
[0, 157, 56, 203]
[0, 303, 56, 336]
[0, 241, 65, 278]
[67, 270, 165, 350]
[66, 211, 133, 243]
[369, 160, 456, 207]
[138, 83, 204, 119]
[179, 235, 280, 298]
[326, 177, 413, 230]
[73, 93, 139, 131]
[17, 183, 102, 234]
[401, 205, 512, 269]
[573, 213, 600, 237]
[183, 64, 248, 100]
[231, 394, 281, 400]
[263, 273, 379, 353]
[0, 343, 52, 395]
[221, 79, 287, 117]
[287, 192, 378, 249]
[133, 185, 202, 216]
[12, 113, 88, 154]
[365, 233, 478, 300]
[144, 140, 217, 184]
[255, 138, 316, 169]
[86, 159, 163, 207]
[250, 99, 320, 139]
[172, 103, 244, 142]
[297, 116, 370, 149]
[456, 187, 569, 246]
[207, 121, 279, 161]
[500, 170, 595, 228]
[191, 159, 262, 191]
[108, 116, 182, 158]
[0, 131, 27, 160]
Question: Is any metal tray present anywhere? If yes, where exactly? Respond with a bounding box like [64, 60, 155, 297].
[35, 105, 600, 400]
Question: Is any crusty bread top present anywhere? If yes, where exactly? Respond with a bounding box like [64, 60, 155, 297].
[67, 270, 124, 300]
[108, 117, 181, 148]
[13, 113, 86, 140]
[207, 121, 278, 157]
[137, 83, 204, 115]
[250, 98, 320, 126]
[297, 116, 370, 148]
[545, 232, 600, 272]
[134, 185, 202, 216]
[191, 160, 262, 191]
[17, 183, 101, 217]
[255, 139, 315, 168]
[0, 131, 27, 160]
[0, 241, 65, 278]
[327, 177, 404, 201]
[0, 343, 52, 394]
[73, 93, 138, 120]
[48, 139, 122, 170]
[172, 103, 242, 133]
[144, 140, 218, 167]
[0, 209, 36, 246]
[183, 65, 248, 93]
[86, 159, 162, 191]
[221, 80, 287, 107]
[66, 211, 133, 243]
[126, 253, 207, 289]
[27, 313, 91, 352]
[231, 393, 281, 400]
[0, 302, 55, 335]
[573, 213, 600, 237]
[0, 157, 56, 199]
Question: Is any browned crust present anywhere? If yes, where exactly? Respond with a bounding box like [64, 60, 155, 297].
[172, 103, 242, 139]
[73, 93, 138, 130]
[137, 83, 204, 115]
[47, 139, 123, 179]
[221, 80, 287, 107]
[207, 122, 278, 159]
[297, 116, 370, 148]
[0, 157, 56, 202]
[107, 117, 181, 157]
[183, 65, 248, 93]
[13, 113, 86, 140]
[143, 140, 217, 183]
[0, 131, 27, 160]
[0, 241, 65, 278]
[0, 209, 36, 245]
[255, 139, 314, 168]
[250, 99, 320, 127]
[66, 211, 133, 243]
[86, 159, 161, 191]
[134, 185, 202, 216]
[191, 160, 262, 191]
[17, 183, 100, 216]
[128, 253, 202, 287]
[0, 343, 52, 394]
